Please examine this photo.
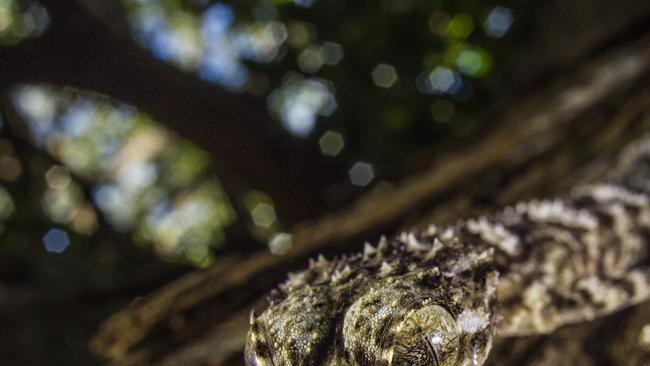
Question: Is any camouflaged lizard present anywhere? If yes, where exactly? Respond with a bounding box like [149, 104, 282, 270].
[245, 137, 650, 366]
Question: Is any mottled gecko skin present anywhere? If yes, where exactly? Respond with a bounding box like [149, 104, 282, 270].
[245, 138, 650, 366]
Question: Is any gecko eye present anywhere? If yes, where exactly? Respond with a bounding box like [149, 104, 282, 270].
[390, 305, 459, 366]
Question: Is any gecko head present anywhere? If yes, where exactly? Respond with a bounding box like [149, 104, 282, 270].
[246, 274, 497, 366]
[245, 241, 499, 366]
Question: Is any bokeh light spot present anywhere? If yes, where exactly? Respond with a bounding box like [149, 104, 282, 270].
[202, 2, 234, 38]
[0, 185, 14, 221]
[318, 130, 345, 157]
[127, 0, 296, 91]
[0, 1, 50, 45]
[251, 203, 277, 228]
[445, 13, 474, 40]
[416, 72, 434, 94]
[484, 7, 513, 38]
[294, 0, 316, 8]
[269, 232, 293, 255]
[428, 67, 462, 94]
[285, 102, 316, 136]
[287, 21, 315, 48]
[45, 165, 72, 189]
[118, 161, 158, 189]
[198, 57, 249, 90]
[371, 63, 398, 88]
[269, 78, 337, 137]
[42, 228, 70, 253]
[348, 162, 374, 186]
[0, 156, 21, 182]
[298, 44, 324, 73]
[431, 99, 455, 122]
[12, 85, 57, 145]
[238, 21, 288, 63]
[457, 50, 481, 75]
[428, 11, 450, 35]
[320, 41, 344, 65]
[70, 204, 98, 236]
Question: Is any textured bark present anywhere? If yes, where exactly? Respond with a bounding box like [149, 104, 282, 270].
[90, 30, 650, 365]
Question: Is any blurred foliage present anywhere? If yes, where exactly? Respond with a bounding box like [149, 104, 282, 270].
[9, 84, 235, 267]
[0, 0, 525, 266]
[120, 0, 521, 177]
[0, 0, 48, 44]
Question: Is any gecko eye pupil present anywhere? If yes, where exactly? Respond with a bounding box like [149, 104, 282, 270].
[390, 305, 459, 366]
